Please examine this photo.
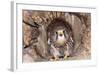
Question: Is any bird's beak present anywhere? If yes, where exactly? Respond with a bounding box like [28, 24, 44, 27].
[59, 33, 63, 36]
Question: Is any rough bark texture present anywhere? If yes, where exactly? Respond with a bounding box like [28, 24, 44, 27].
[22, 10, 91, 62]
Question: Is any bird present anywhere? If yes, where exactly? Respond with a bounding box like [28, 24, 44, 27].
[47, 18, 74, 61]
[54, 28, 68, 47]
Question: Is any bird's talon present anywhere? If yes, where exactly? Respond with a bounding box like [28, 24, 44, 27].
[64, 55, 68, 60]
[50, 58, 54, 61]
[54, 57, 59, 61]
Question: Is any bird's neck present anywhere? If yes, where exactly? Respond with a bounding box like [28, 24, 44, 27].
[55, 35, 66, 46]
[58, 35, 65, 39]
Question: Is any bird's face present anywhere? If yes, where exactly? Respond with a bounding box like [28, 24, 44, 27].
[54, 29, 67, 46]
[56, 30, 64, 37]
[49, 26, 69, 47]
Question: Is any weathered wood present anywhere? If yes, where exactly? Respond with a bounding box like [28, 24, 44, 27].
[23, 10, 91, 62]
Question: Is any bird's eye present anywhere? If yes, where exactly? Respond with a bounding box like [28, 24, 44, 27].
[63, 30, 65, 33]
[56, 31, 57, 34]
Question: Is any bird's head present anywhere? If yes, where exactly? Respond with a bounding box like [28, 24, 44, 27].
[56, 29, 64, 37]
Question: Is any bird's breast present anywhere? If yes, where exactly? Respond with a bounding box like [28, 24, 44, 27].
[55, 35, 66, 46]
